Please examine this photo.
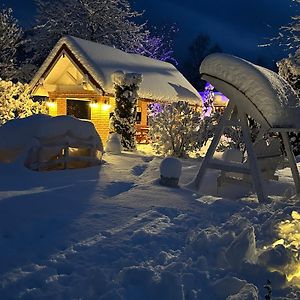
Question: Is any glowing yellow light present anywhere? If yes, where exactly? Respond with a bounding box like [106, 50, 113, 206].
[102, 103, 111, 111]
[46, 101, 56, 108]
[272, 239, 285, 247]
[266, 210, 300, 287]
[292, 211, 300, 220]
[89, 101, 98, 108]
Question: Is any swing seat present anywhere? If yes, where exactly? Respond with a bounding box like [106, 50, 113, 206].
[217, 138, 283, 190]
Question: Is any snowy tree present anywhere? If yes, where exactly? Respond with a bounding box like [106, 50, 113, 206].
[0, 80, 47, 125]
[148, 101, 216, 158]
[277, 51, 300, 155]
[25, 0, 148, 69]
[21, 0, 176, 81]
[274, 0, 300, 50]
[0, 8, 23, 80]
[202, 82, 215, 115]
[111, 71, 142, 150]
[136, 25, 178, 65]
[277, 51, 300, 97]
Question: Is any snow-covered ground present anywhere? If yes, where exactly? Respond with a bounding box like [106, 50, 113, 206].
[1, 150, 300, 299]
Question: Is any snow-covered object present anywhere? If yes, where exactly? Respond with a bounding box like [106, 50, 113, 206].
[0, 114, 103, 163]
[112, 72, 142, 150]
[0, 80, 47, 125]
[159, 157, 182, 187]
[105, 133, 122, 154]
[200, 53, 300, 128]
[278, 52, 300, 98]
[225, 226, 256, 269]
[30, 36, 201, 104]
[226, 283, 258, 300]
[111, 71, 143, 87]
[222, 149, 243, 163]
[149, 101, 211, 157]
[211, 277, 247, 299]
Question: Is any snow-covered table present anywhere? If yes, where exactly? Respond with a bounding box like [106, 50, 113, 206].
[191, 53, 300, 202]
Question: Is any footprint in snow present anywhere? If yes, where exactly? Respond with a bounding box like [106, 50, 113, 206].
[103, 181, 135, 197]
[131, 164, 148, 176]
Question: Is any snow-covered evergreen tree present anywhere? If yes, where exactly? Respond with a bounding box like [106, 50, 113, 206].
[111, 71, 142, 150]
[148, 101, 216, 158]
[0, 80, 47, 125]
[0, 8, 23, 80]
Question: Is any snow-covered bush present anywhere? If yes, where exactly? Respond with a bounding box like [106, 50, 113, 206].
[277, 51, 300, 98]
[148, 101, 216, 158]
[111, 71, 142, 150]
[277, 52, 300, 155]
[0, 80, 47, 125]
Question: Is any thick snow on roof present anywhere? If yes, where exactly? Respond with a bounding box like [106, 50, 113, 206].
[31, 36, 201, 104]
[200, 53, 300, 128]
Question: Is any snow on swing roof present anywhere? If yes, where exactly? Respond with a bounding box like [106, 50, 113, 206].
[30, 36, 201, 104]
[200, 53, 300, 128]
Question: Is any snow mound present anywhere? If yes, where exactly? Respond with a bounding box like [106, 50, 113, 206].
[0, 114, 103, 164]
[200, 53, 300, 128]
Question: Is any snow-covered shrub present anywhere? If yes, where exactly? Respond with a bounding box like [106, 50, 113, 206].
[148, 101, 216, 158]
[277, 52, 300, 155]
[0, 80, 47, 125]
[111, 71, 142, 150]
[277, 51, 300, 98]
[159, 157, 182, 187]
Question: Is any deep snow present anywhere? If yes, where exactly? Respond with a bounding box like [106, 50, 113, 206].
[0, 151, 300, 299]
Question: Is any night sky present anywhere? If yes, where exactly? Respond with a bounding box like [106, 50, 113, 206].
[2, 0, 297, 67]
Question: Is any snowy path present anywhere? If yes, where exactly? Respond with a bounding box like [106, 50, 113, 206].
[0, 152, 300, 299]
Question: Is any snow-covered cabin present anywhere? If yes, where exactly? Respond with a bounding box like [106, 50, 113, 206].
[30, 36, 201, 142]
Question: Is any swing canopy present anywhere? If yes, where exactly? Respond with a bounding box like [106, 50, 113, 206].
[190, 53, 300, 202]
[200, 53, 300, 129]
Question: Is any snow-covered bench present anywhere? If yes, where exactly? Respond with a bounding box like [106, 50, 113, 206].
[190, 53, 300, 202]
[217, 138, 283, 189]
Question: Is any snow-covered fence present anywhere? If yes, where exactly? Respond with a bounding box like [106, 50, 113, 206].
[26, 132, 102, 171]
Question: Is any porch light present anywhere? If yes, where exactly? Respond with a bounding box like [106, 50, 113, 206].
[46, 99, 56, 107]
[102, 99, 111, 111]
[89, 100, 98, 108]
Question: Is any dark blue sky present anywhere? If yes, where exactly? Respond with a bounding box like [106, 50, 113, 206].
[2, 0, 297, 67]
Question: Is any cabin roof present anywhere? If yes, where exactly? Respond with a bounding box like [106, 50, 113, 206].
[30, 36, 201, 104]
